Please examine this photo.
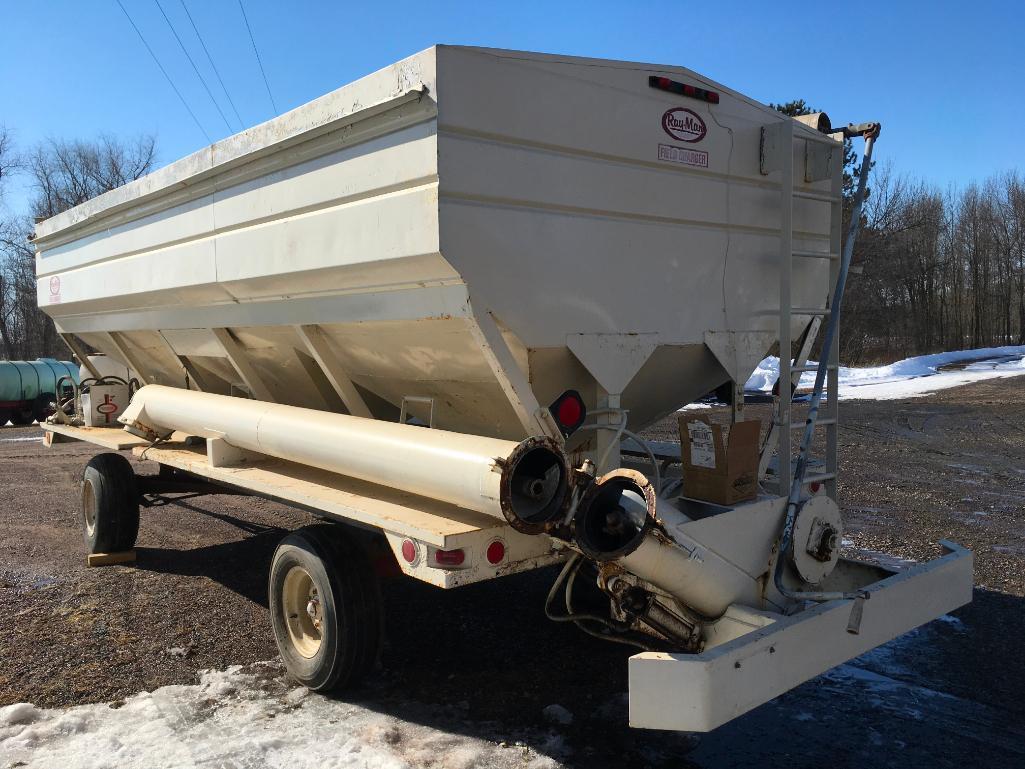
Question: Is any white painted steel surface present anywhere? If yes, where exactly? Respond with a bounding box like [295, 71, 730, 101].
[629, 542, 974, 732]
[118, 384, 560, 522]
[34, 46, 836, 439]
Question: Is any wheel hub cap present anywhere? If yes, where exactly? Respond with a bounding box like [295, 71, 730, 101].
[282, 566, 323, 658]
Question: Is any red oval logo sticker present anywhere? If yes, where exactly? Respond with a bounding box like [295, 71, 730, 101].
[662, 108, 707, 143]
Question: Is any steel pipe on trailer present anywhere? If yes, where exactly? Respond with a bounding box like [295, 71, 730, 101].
[118, 385, 569, 533]
[573, 469, 760, 618]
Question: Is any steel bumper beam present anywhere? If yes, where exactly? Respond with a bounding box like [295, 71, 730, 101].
[628, 541, 973, 732]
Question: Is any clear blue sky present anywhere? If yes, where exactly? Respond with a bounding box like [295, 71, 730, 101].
[2, 0, 1022, 215]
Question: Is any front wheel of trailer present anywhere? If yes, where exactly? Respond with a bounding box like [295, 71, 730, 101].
[268, 524, 382, 692]
[81, 452, 140, 553]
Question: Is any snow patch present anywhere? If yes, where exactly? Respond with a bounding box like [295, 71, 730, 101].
[0, 703, 41, 727]
[745, 344, 1025, 401]
[0, 663, 564, 769]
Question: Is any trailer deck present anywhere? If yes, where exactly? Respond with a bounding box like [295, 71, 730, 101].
[41, 423, 564, 588]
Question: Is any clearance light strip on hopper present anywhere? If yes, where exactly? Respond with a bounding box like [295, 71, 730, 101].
[648, 75, 720, 103]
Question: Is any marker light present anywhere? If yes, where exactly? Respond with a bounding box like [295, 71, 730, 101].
[401, 539, 417, 563]
[648, 75, 720, 104]
[434, 548, 466, 567]
[486, 540, 506, 565]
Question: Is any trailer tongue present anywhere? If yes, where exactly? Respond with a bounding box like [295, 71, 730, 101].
[34, 45, 971, 733]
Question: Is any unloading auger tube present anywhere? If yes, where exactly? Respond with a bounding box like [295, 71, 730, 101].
[571, 469, 758, 620]
[118, 385, 570, 533]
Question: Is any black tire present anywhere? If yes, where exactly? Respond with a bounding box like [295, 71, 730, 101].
[0, 408, 11, 427]
[81, 453, 140, 554]
[268, 524, 382, 691]
[9, 406, 35, 426]
[34, 393, 56, 422]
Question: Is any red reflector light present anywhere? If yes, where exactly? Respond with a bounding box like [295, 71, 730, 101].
[401, 539, 417, 563]
[549, 389, 587, 436]
[434, 548, 465, 567]
[486, 540, 506, 565]
[556, 397, 582, 429]
[809, 482, 822, 493]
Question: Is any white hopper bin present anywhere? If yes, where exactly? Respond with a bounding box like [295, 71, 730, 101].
[35, 46, 971, 735]
[35, 45, 832, 438]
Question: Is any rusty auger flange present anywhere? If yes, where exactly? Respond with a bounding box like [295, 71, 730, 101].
[496, 435, 573, 536]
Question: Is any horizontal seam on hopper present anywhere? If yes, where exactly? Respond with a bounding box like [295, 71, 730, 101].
[440, 190, 831, 239]
[36, 177, 441, 279]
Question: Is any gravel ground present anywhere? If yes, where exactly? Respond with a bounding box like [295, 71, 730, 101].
[2, 378, 1024, 767]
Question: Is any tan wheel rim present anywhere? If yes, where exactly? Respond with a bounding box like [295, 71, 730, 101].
[282, 565, 323, 658]
[82, 480, 97, 537]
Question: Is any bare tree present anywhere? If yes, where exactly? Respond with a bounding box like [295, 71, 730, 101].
[0, 133, 156, 359]
[0, 126, 21, 357]
[27, 134, 156, 220]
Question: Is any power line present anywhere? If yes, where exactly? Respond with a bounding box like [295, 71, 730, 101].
[178, 0, 245, 130]
[153, 0, 234, 133]
[114, 0, 211, 143]
[237, 0, 278, 117]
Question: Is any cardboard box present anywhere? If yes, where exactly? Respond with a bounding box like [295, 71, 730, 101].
[679, 414, 761, 505]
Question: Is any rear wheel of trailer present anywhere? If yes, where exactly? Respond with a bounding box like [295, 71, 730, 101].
[268, 524, 384, 691]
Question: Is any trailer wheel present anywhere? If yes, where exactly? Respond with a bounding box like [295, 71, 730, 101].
[9, 406, 35, 426]
[81, 453, 140, 554]
[34, 392, 56, 422]
[269, 525, 382, 691]
[0, 408, 10, 426]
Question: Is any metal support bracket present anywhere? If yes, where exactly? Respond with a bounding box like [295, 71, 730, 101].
[207, 437, 264, 468]
[399, 396, 435, 428]
[762, 121, 842, 182]
[105, 331, 151, 384]
[58, 331, 102, 379]
[293, 324, 372, 418]
[759, 123, 786, 176]
[468, 305, 562, 442]
[211, 327, 274, 402]
[156, 331, 208, 391]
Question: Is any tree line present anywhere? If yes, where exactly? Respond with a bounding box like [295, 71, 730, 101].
[0, 129, 155, 360]
[773, 100, 1025, 364]
[1, 119, 1024, 368]
[844, 166, 1025, 363]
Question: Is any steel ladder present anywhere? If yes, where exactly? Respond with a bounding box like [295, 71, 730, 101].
[759, 119, 845, 499]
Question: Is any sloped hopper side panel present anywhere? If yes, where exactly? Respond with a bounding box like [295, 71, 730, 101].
[435, 47, 832, 428]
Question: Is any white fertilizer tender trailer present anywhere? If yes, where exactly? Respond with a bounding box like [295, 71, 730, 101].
[34, 46, 971, 732]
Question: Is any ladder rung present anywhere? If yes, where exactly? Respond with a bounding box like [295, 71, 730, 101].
[791, 364, 838, 373]
[791, 307, 831, 316]
[803, 472, 836, 485]
[793, 190, 841, 204]
[790, 418, 837, 430]
[793, 250, 839, 260]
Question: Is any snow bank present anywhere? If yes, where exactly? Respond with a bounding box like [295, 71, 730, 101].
[746, 345, 1025, 401]
[0, 663, 563, 769]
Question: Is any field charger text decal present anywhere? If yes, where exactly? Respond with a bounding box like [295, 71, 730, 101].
[658, 144, 708, 168]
